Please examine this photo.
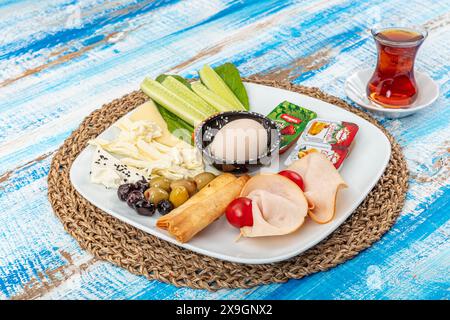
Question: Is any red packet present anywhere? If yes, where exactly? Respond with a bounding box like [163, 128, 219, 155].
[285, 143, 348, 169]
[285, 118, 359, 169]
[301, 119, 359, 148]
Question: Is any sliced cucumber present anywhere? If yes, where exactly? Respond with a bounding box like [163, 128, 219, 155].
[156, 74, 191, 88]
[140, 78, 205, 126]
[199, 65, 245, 110]
[161, 76, 217, 115]
[191, 81, 236, 112]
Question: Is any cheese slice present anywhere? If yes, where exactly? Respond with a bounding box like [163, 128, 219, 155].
[288, 152, 347, 224]
[90, 100, 204, 181]
[90, 147, 146, 188]
[240, 174, 308, 237]
[129, 100, 186, 147]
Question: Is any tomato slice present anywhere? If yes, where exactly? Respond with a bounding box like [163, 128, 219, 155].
[225, 197, 253, 228]
[278, 170, 304, 191]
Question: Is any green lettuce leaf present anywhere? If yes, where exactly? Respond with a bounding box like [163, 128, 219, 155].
[214, 63, 249, 110]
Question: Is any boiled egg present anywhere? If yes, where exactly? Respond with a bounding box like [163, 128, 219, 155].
[209, 119, 268, 163]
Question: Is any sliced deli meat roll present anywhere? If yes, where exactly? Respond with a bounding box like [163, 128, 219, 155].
[240, 174, 308, 237]
[288, 152, 347, 224]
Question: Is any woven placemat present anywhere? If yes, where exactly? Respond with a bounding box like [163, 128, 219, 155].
[48, 78, 408, 290]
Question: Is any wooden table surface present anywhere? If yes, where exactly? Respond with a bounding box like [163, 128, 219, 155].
[0, 0, 449, 300]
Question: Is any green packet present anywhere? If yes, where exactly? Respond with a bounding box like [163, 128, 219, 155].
[267, 101, 317, 154]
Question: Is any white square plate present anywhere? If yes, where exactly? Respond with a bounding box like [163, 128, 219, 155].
[70, 82, 391, 264]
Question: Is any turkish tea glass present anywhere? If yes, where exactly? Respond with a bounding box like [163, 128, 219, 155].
[367, 25, 427, 108]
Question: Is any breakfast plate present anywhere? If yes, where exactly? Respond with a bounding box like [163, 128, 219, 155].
[70, 81, 391, 264]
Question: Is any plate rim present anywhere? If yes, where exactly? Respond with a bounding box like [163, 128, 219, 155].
[69, 82, 392, 264]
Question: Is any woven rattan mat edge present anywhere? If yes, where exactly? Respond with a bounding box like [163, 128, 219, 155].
[48, 77, 409, 290]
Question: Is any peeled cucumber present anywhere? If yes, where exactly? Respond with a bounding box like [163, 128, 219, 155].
[161, 76, 217, 115]
[199, 65, 245, 110]
[191, 81, 235, 112]
[140, 78, 205, 126]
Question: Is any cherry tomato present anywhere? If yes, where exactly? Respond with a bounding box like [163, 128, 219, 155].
[225, 197, 253, 228]
[278, 170, 305, 191]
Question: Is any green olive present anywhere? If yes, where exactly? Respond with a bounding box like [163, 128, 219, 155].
[170, 179, 197, 196]
[149, 177, 171, 192]
[144, 187, 169, 204]
[169, 186, 190, 208]
[194, 172, 216, 190]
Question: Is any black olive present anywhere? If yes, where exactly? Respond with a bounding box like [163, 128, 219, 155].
[117, 183, 135, 201]
[126, 190, 144, 208]
[134, 178, 149, 193]
[157, 200, 174, 215]
[135, 200, 155, 216]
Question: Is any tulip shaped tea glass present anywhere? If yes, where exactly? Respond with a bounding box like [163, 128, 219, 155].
[367, 25, 427, 108]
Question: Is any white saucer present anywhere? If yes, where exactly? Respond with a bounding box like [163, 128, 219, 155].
[345, 68, 439, 118]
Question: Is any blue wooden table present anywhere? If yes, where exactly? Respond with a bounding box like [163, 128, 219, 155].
[0, 0, 449, 300]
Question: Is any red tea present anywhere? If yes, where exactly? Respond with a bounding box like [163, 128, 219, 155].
[367, 27, 426, 108]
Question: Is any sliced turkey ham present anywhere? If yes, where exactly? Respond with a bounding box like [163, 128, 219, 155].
[288, 152, 347, 224]
[240, 174, 308, 237]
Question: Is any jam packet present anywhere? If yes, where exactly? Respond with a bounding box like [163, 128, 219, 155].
[285, 142, 349, 169]
[301, 118, 359, 148]
[285, 118, 359, 169]
[267, 101, 317, 154]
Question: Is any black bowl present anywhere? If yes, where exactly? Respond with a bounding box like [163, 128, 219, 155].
[194, 111, 281, 172]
